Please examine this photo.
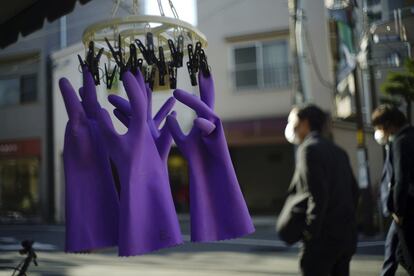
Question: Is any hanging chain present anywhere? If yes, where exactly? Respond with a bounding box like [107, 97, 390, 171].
[111, 0, 121, 17]
[132, 0, 139, 15]
[168, 0, 179, 19]
[157, 0, 165, 16]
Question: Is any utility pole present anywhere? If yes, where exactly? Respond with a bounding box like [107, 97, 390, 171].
[288, 0, 304, 104]
[352, 0, 375, 235]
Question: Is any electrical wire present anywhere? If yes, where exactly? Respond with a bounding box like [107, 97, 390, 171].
[302, 22, 336, 89]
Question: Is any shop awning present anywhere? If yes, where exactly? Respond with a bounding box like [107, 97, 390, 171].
[0, 0, 92, 49]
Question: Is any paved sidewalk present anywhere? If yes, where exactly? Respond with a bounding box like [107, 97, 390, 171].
[0, 249, 408, 276]
[0, 219, 409, 275]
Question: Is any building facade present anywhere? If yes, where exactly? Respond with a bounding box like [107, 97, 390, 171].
[2, 0, 413, 223]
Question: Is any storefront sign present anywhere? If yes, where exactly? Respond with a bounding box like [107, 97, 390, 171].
[0, 138, 41, 157]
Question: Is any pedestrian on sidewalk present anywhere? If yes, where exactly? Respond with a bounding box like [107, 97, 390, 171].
[372, 105, 414, 276]
[278, 104, 359, 276]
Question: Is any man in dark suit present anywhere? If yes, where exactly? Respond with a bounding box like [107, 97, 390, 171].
[284, 104, 359, 276]
[372, 105, 414, 275]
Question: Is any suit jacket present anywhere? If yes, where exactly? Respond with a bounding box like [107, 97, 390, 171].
[290, 132, 359, 244]
[391, 126, 414, 218]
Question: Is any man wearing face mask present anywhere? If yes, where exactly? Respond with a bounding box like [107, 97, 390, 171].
[283, 104, 359, 276]
[372, 105, 414, 276]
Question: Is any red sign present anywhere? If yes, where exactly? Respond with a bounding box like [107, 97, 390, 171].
[0, 138, 41, 157]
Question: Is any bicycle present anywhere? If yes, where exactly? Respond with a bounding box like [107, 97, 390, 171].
[0, 240, 38, 276]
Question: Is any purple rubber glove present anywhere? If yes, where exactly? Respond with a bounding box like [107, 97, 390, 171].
[107, 84, 176, 163]
[95, 71, 183, 256]
[166, 73, 255, 242]
[59, 67, 119, 253]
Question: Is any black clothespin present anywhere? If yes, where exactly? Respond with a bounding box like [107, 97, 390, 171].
[78, 41, 103, 85]
[104, 63, 117, 90]
[176, 35, 184, 67]
[168, 62, 177, 89]
[187, 44, 198, 86]
[199, 49, 211, 77]
[78, 54, 85, 67]
[157, 46, 167, 86]
[167, 35, 184, 68]
[86, 41, 104, 85]
[126, 44, 140, 74]
[194, 41, 202, 57]
[105, 35, 126, 79]
[135, 34, 158, 66]
[135, 39, 152, 65]
[145, 66, 156, 90]
[146, 32, 158, 64]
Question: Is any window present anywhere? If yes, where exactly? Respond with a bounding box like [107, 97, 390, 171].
[0, 78, 20, 107]
[233, 40, 290, 90]
[0, 74, 37, 107]
[20, 74, 37, 103]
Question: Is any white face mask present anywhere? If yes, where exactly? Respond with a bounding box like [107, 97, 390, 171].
[374, 129, 387, 145]
[285, 112, 301, 145]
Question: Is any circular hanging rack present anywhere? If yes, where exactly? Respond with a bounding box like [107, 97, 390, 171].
[79, 0, 209, 91]
[82, 0, 207, 64]
[82, 15, 207, 61]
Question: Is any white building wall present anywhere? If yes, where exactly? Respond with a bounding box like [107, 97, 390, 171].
[197, 0, 292, 120]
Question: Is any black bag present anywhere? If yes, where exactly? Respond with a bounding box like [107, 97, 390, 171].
[276, 192, 309, 245]
[396, 224, 414, 275]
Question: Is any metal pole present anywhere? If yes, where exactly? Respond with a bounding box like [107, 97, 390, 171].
[353, 1, 375, 235]
[288, 0, 304, 104]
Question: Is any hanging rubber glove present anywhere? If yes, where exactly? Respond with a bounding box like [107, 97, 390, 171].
[59, 67, 119, 253]
[107, 83, 176, 163]
[165, 72, 255, 242]
[95, 70, 183, 256]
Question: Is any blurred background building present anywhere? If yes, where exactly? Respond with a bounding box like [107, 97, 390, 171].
[0, 0, 413, 234]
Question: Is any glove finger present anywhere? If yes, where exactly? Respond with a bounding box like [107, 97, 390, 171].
[114, 109, 130, 128]
[153, 97, 176, 129]
[166, 114, 185, 144]
[98, 108, 119, 143]
[122, 71, 147, 122]
[146, 83, 153, 118]
[59, 78, 84, 120]
[157, 111, 176, 159]
[194, 117, 216, 136]
[173, 89, 215, 119]
[133, 70, 148, 103]
[108, 95, 132, 116]
[79, 87, 85, 101]
[82, 66, 101, 118]
[198, 72, 215, 109]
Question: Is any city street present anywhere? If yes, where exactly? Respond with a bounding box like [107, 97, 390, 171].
[0, 217, 408, 275]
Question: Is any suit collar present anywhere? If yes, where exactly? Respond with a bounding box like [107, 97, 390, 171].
[303, 131, 320, 143]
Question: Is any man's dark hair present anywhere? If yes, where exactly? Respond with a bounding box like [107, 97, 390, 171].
[295, 104, 328, 132]
[371, 105, 407, 129]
